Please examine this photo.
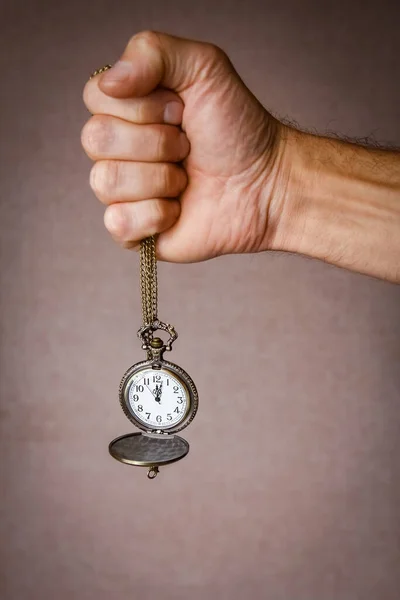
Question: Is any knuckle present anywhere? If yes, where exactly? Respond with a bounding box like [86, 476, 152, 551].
[204, 43, 231, 73]
[82, 115, 114, 156]
[154, 126, 169, 160]
[147, 200, 167, 230]
[151, 163, 187, 197]
[157, 163, 172, 193]
[90, 160, 118, 199]
[157, 164, 186, 196]
[130, 30, 161, 50]
[104, 204, 126, 239]
[134, 100, 148, 123]
[207, 42, 227, 62]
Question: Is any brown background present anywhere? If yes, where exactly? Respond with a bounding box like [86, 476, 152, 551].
[1, 1, 400, 598]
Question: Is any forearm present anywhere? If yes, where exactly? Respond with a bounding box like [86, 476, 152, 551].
[273, 127, 400, 282]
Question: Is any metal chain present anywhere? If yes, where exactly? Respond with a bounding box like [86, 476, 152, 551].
[89, 64, 112, 79]
[140, 236, 158, 326]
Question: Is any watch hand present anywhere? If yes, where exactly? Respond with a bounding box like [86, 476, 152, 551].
[154, 384, 162, 403]
[144, 383, 155, 396]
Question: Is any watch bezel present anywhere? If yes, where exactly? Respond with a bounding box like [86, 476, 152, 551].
[119, 359, 198, 434]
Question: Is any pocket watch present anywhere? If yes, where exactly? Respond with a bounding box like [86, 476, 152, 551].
[109, 237, 199, 479]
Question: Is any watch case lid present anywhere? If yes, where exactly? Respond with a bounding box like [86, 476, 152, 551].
[109, 431, 189, 470]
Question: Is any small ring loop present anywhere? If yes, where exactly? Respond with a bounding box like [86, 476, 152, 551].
[147, 466, 159, 479]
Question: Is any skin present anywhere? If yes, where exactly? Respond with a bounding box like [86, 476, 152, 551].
[81, 31, 400, 283]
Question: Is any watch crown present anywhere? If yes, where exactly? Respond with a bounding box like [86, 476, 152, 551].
[150, 337, 164, 349]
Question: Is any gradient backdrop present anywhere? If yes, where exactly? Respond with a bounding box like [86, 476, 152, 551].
[1, 1, 399, 599]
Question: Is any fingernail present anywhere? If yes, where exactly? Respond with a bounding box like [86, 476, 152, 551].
[164, 101, 183, 125]
[101, 60, 132, 84]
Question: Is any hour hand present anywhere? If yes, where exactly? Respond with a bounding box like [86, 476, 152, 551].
[154, 383, 163, 403]
[153, 385, 161, 402]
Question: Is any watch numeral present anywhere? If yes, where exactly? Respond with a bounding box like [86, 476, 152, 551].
[135, 385, 144, 393]
[144, 378, 150, 385]
[137, 405, 143, 412]
[174, 407, 180, 414]
[166, 379, 169, 386]
[173, 386, 179, 393]
[145, 412, 151, 420]
[153, 375, 162, 382]
[132, 394, 139, 402]
[156, 415, 162, 423]
[177, 397, 183, 404]
[167, 413, 172, 421]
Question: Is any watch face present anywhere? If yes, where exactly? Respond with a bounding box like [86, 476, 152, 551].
[119, 361, 198, 433]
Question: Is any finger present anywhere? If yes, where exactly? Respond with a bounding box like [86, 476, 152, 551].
[98, 30, 226, 98]
[89, 160, 187, 205]
[81, 115, 190, 162]
[83, 79, 184, 125]
[104, 199, 181, 245]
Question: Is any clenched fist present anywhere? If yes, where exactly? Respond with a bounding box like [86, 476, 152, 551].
[81, 31, 289, 262]
[82, 31, 400, 281]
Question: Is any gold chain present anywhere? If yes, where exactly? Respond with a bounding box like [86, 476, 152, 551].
[140, 237, 158, 326]
[89, 64, 112, 79]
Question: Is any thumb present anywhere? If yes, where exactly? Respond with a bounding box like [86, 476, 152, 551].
[98, 30, 225, 99]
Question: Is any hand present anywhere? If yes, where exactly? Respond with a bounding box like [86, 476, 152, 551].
[154, 382, 163, 403]
[144, 382, 155, 397]
[81, 31, 289, 262]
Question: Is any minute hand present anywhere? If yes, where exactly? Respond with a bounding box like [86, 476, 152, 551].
[154, 382, 163, 403]
[144, 383, 155, 397]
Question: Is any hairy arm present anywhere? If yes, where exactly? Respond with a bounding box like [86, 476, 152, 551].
[271, 127, 400, 282]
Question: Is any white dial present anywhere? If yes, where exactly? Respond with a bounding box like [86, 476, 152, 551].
[127, 368, 189, 429]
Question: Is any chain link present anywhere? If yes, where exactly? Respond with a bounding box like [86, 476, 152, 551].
[140, 236, 158, 326]
[89, 64, 112, 79]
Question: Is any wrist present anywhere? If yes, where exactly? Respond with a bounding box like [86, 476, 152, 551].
[265, 126, 323, 256]
[267, 125, 400, 282]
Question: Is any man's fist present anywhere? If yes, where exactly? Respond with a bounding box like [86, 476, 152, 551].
[81, 31, 288, 262]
